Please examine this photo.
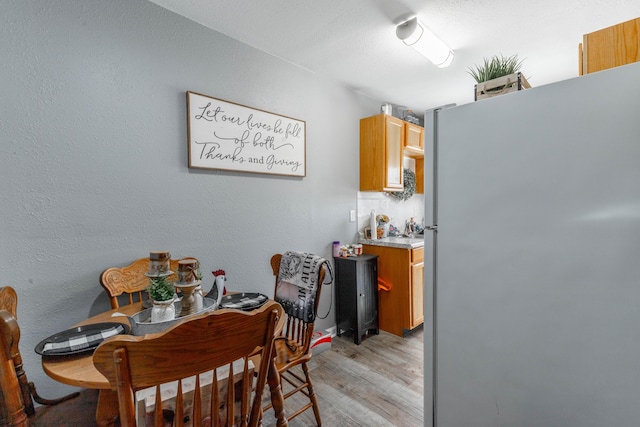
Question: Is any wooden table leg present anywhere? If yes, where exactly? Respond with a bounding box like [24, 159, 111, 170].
[96, 389, 119, 427]
[267, 358, 288, 427]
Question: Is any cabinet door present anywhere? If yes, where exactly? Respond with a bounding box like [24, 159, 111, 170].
[410, 247, 425, 329]
[411, 260, 424, 328]
[362, 244, 410, 337]
[415, 157, 424, 194]
[384, 116, 404, 190]
[358, 258, 378, 332]
[405, 122, 424, 152]
[581, 17, 640, 75]
[334, 257, 357, 336]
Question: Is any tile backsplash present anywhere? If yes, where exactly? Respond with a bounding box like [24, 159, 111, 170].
[356, 191, 425, 238]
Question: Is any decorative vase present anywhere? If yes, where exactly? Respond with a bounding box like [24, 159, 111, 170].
[194, 284, 204, 312]
[151, 299, 175, 323]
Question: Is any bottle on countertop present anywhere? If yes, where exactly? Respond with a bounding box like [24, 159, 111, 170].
[370, 209, 377, 240]
[405, 217, 416, 237]
[333, 241, 340, 257]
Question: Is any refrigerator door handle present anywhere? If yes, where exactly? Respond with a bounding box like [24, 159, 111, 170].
[425, 225, 438, 231]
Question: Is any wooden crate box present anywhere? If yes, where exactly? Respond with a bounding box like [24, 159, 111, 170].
[475, 72, 531, 101]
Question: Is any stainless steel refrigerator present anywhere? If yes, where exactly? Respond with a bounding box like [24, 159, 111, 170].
[424, 61, 640, 427]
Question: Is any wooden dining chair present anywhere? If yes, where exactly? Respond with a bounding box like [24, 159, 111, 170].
[100, 257, 180, 309]
[263, 252, 328, 426]
[0, 287, 99, 426]
[93, 300, 282, 427]
[0, 286, 17, 318]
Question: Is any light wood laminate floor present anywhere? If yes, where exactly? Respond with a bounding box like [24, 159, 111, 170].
[262, 326, 424, 427]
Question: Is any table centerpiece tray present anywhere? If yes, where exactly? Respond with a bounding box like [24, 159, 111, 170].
[116, 296, 218, 335]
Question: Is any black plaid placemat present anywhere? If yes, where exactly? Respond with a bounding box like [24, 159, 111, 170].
[41, 324, 127, 355]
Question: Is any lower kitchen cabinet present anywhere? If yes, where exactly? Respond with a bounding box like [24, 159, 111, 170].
[362, 244, 424, 337]
[334, 254, 379, 344]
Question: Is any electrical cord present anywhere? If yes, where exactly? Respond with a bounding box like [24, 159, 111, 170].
[316, 260, 334, 320]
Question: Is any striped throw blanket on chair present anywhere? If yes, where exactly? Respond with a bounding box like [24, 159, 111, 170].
[275, 251, 328, 323]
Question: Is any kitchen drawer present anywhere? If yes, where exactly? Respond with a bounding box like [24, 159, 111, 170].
[411, 247, 424, 264]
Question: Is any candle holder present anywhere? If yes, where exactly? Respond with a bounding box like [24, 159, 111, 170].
[175, 258, 201, 317]
[144, 251, 174, 310]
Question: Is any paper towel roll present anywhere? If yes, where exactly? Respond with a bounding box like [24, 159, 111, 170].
[370, 209, 377, 240]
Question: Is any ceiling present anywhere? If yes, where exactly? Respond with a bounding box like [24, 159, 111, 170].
[148, 0, 640, 113]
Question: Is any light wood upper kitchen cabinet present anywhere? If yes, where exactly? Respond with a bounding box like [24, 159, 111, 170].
[362, 244, 424, 336]
[579, 17, 640, 75]
[360, 114, 404, 192]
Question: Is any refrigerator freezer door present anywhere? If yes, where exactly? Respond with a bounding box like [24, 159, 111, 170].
[423, 108, 434, 427]
[433, 62, 640, 427]
[423, 105, 451, 427]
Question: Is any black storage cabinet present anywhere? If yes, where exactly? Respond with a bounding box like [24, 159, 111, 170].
[334, 254, 379, 344]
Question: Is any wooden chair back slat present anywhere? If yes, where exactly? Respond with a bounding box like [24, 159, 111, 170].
[192, 374, 201, 427]
[94, 301, 282, 427]
[211, 370, 219, 427]
[175, 380, 184, 427]
[226, 363, 235, 425]
[153, 384, 162, 427]
[241, 358, 250, 427]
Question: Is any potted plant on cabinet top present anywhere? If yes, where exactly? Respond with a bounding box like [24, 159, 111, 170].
[147, 275, 176, 322]
[468, 54, 530, 101]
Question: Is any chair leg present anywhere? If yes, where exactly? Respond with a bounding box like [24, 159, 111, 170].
[13, 356, 36, 416]
[301, 362, 322, 427]
[264, 363, 322, 426]
[28, 382, 80, 406]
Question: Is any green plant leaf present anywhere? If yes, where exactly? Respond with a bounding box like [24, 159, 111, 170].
[467, 54, 524, 83]
[147, 276, 175, 301]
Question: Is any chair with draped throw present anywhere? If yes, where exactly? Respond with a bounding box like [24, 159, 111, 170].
[263, 252, 329, 426]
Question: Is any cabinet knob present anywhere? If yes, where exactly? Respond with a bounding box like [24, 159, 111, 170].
[360, 293, 365, 297]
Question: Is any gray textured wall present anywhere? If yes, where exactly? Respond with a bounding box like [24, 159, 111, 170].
[1, 0, 378, 396]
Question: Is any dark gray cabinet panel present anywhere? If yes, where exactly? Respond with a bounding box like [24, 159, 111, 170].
[334, 255, 378, 344]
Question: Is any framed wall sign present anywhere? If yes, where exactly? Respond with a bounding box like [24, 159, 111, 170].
[186, 91, 306, 177]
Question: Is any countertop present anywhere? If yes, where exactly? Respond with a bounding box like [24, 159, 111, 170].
[359, 235, 425, 249]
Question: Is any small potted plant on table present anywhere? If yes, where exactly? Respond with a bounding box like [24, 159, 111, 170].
[147, 275, 176, 322]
